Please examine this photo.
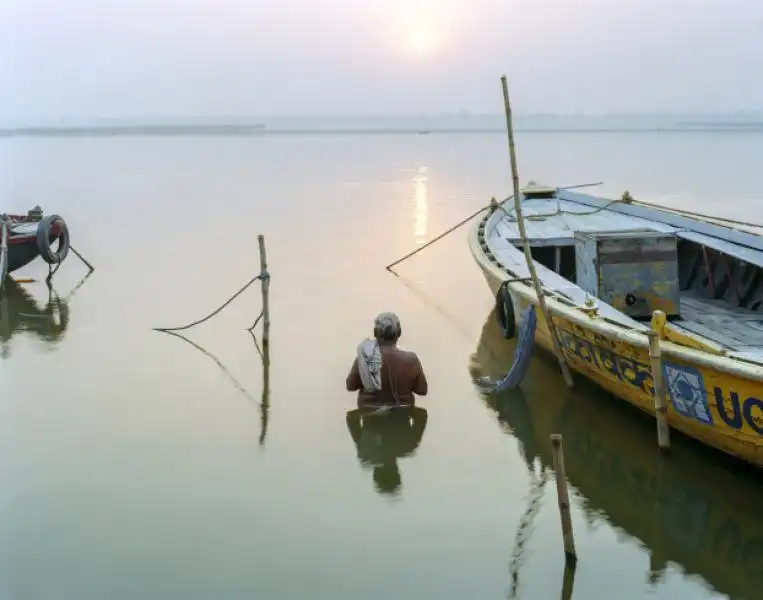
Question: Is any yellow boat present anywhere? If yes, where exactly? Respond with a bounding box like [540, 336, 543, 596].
[469, 313, 763, 599]
[468, 184, 763, 467]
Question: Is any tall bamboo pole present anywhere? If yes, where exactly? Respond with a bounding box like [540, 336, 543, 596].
[500, 75, 574, 388]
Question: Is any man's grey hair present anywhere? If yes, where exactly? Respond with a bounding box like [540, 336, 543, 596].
[373, 312, 401, 342]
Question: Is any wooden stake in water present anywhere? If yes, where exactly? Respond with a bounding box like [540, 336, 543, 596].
[255, 234, 271, 442]
[257, 234, 271, 346]
[0, 222, 8, 330]
[647, 329, 671, 451]
[550, 434, 577, 566]
[500, 75, 574, 389]
[0, 219, 8, 292]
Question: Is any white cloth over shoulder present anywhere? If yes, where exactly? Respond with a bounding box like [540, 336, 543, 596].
[356, 338, 383, 393]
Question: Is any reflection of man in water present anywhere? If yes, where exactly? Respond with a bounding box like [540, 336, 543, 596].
[345, 407, 428, 495]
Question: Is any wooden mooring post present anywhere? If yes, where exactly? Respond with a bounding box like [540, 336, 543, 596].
[0, 218, 8, 292]
[550, 434, 577, 567]
[257, 234, 271, 449]
[647, 330, 671, 451]
[257, 234, 271, 347]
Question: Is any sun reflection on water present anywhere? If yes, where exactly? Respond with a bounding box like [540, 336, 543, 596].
[413, 166, 428, 243]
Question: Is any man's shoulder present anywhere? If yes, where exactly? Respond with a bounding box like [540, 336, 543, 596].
[396, 348, 421, 363]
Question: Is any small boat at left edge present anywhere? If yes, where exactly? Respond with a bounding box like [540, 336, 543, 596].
[0, 206, 71, 288]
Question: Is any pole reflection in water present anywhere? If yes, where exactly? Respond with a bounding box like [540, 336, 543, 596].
[250, 330, 270, 446]
[561, 563, 576, 600]
[469, 310, 763, 600]
[345, 407, 428, 497]
[156, 328, 271, 447]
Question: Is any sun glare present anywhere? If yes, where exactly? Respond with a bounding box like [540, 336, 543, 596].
[405, 28, 438, 56]
[388, 2, 449, 58]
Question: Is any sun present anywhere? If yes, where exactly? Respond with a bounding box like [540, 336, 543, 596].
[387, 3, 447, 58]
[404, 28, 439, 56]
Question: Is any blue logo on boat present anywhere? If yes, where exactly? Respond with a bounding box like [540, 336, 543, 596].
[663, 361, 712, 425]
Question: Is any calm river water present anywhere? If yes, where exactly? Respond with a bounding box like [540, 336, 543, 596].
[1, 127, 761, 599]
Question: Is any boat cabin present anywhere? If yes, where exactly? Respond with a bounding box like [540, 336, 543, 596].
[483, 184, 763, 361]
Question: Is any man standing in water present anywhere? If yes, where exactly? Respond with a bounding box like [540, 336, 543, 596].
[345, 312, 428, 408]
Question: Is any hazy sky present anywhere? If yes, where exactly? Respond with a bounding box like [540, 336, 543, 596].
[2, 0, 762, 122]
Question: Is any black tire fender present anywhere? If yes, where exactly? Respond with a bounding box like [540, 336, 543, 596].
[495, 280, 516, 339]
[36, 215, 70, 265]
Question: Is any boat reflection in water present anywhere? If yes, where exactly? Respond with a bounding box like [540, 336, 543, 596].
[0, 278, 69, 358]
[345, 407, 428, 496]
[469, 311, 763, 600]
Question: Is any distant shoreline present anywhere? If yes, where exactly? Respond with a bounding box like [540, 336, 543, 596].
[2, 123, 763, 137]
[0, 127, 763, 138]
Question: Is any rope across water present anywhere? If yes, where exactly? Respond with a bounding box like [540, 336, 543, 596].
[154, 270, 269, 333]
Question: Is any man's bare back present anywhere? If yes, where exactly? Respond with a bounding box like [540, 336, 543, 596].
[346, 313, 428, 408]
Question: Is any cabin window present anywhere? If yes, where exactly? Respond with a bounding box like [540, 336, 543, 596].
[513, 244, 577, 281]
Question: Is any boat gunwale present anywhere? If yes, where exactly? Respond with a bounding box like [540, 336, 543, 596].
[558, 188, 763, 253]
[469, 201, 763, 379]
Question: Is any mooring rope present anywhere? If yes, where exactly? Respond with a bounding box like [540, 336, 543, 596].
[497, 197, 626, 222]
[385, 202, 496, 272]
[154, 271, 269, 332]
[248, 309, 265, 332]
[631, 199, 763, 230]
[70, 245, 95, 272]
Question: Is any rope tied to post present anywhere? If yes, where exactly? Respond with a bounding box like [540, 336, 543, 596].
[153, 234, 272, 439]
[154, 269, 270, 333]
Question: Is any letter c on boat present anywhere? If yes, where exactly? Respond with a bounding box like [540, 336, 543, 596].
[36, 215, 70, 264]
[495, 280, 516, 339]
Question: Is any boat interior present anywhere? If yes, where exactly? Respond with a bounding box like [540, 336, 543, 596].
[482, 186, 763, 363]
[8, 222, 37, 237]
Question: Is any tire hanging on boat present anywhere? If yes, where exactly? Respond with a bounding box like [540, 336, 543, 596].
[36, 215, 70, 265]
[495, 280, 516, 339]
